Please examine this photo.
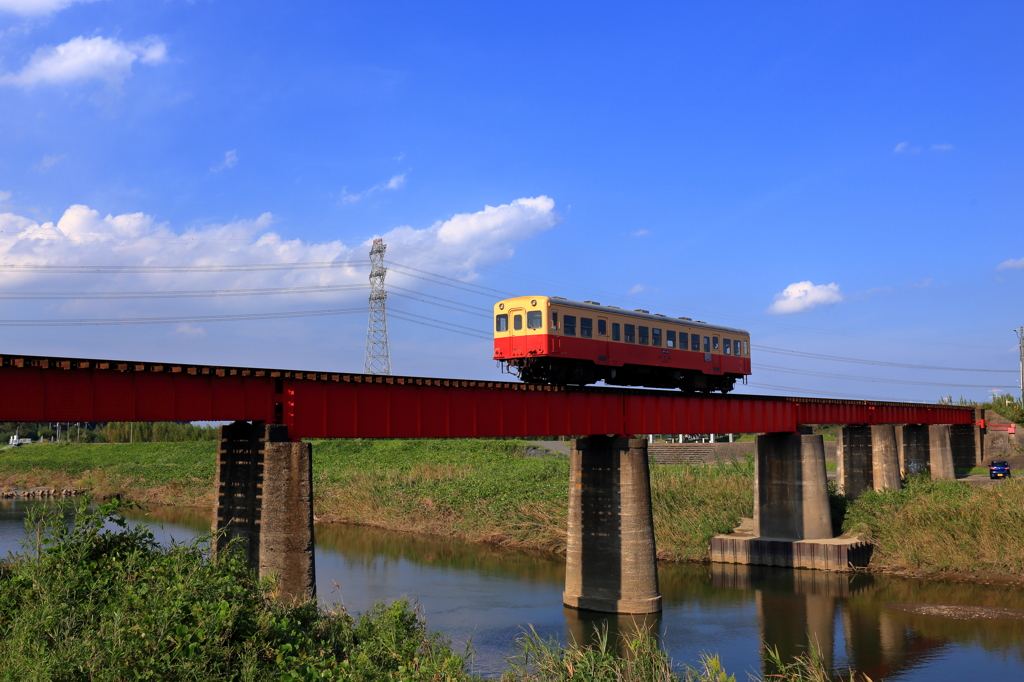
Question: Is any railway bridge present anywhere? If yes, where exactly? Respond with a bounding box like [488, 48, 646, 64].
[0, 353, 978, 613]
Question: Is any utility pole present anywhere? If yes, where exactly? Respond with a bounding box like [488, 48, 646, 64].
[1016, 326, 1024, 403]
[364, 238, 392, 375]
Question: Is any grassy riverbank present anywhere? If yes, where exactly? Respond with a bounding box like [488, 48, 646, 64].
[10, 438, 1024, 581]
[843, 475, 1024, 578]
[0, 439, 752, 562]
[0, 498, 867, 681]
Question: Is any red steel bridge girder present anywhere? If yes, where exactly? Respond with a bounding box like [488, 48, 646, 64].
[0, 355, 974, 439]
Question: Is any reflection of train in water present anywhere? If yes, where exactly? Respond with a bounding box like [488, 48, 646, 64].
[493, 296, 751, 393]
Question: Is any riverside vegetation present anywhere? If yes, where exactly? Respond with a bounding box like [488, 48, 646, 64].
[3, 437, 1024, 579]
[0, 497, 869, 681]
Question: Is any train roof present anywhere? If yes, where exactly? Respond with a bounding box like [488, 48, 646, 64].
[545, 297, 749, 335]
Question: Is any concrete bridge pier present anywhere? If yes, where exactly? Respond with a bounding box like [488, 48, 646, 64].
[837, 425, 903, 498]
[927, 424, 956, 480]
[870, 425, 902, 492]
[755, 432, 832, 540]
[212, 421, 316, 602]
[900, 424, 956, 481]
[563, 436, 661, 614]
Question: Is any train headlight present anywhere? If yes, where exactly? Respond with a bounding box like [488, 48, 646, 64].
[499, 303, 504, 310]
[531, 299, 537, 306]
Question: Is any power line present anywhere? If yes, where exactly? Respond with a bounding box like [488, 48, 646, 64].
[754, 364, 1019, 389]
[0, 308, 367, 326]
[0, 284, 369, 300]
[0, 260, 369, 274]
[741, 382, 932, 402]
[389, 289, 491, 318]
[386, 246, 1003, 351]
[754, 345, 1015, 373]
[389, 308, 491, 340]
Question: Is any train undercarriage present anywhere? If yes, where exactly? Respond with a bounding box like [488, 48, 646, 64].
[500, 357, 739, 394]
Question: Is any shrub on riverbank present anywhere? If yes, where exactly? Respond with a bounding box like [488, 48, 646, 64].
[843, 475, 1024, 575]
[0, 497, 472, 681]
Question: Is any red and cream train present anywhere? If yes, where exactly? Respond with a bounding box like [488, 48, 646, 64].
[493, 295, 751, 393]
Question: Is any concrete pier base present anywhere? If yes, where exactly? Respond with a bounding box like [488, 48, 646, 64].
[755, 433, 832, 540]
[711, 432, 871, 572]
[928, 425, 955, 481]
[870, 425, 902, 492]
[710, 532, 873, 571]
[212, 421, 316, 602]
[563, 436, 661, 614]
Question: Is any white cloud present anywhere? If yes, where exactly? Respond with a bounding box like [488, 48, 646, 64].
[931, 143, 954, 151]
[0, 35, 167, 88]
[211, 150, 238, 172]
[340, 173, 407, 204]
[33, 154, 63, 172]
[0, 0, 100, 15]
[627, 284, 646, 295]
[893, 142, 921, 154]
[631, 229, 649, 237]
[997, 257, 1024, 271]
[767, 281, 844, 314]
[0, 191, 10, 203]
[0, 196, 557, 315]
[379, 196, 558, 279]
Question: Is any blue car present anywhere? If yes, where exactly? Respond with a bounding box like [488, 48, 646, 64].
[989, 460, 1011, 479]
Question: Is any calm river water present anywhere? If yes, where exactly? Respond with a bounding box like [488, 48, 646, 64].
[2, 498, 1023, 680]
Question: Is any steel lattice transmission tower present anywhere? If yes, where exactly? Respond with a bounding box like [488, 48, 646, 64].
[364, 238, 392, 375]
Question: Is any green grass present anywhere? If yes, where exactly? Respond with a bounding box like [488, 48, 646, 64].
[843, 475, 1024, 575]
[0, 441, 217, 504]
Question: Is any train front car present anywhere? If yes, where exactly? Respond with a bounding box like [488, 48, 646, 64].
[493, 296, 751, 392]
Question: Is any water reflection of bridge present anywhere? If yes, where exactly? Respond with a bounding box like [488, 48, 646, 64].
[134, 505, 1024, 679]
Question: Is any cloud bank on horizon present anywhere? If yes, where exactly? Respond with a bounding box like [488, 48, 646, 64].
[0, 196, 558, 300]
[767, 281, 844, 314]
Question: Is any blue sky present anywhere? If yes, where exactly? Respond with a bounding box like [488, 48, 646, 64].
[0, 1, 1021, 403]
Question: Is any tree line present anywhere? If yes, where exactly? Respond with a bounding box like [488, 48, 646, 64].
[0, 421, 219, 444]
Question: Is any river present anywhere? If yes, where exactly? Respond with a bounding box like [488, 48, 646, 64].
[2, 498, 1023, 680]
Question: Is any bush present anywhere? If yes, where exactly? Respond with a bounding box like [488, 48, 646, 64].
[0, 497, 472, 681]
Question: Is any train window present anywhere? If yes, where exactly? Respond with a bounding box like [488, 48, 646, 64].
[652, 328, 662, 347]
[551, 312, 558, 330]
[496, 314, 508, 332]
[666, 330, 676, 348]
[563, 315, 577, 336]
[580, 318, 593, 338]
[724, 339, 732, 355]
[514, 315, 523, 331]
[624, 324, 635, 343]
[638, 326, 649, 345]
[612, 323, 621, 341]
[703, 336, 710, 352]
[691, 334, 700, 351]
[713, 336, 719, 350]
[743, 340, 748, 355]
[527, 311, 543, 329]
[597, 319, 607, 336]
